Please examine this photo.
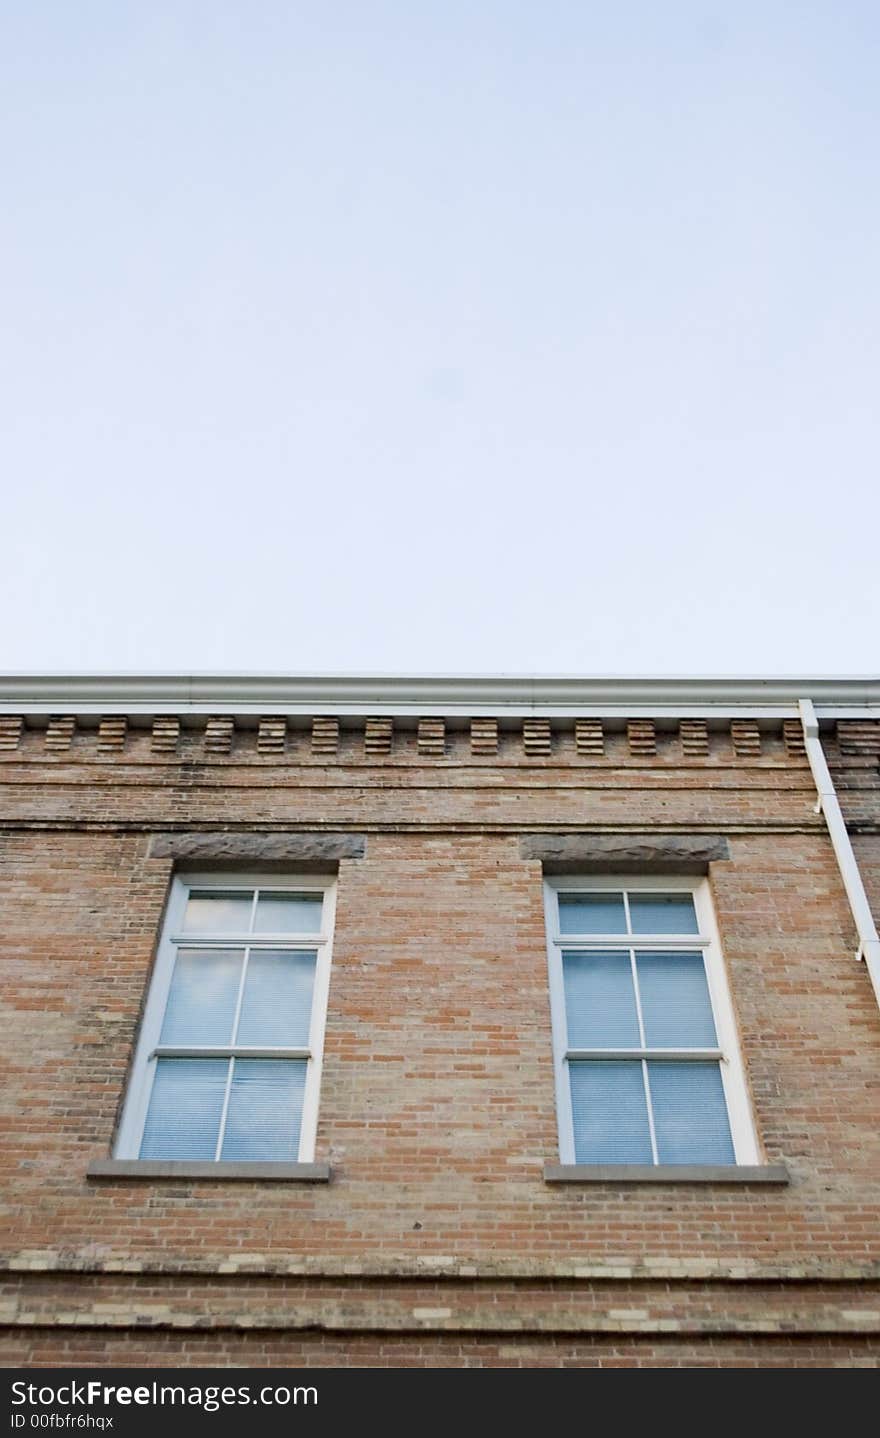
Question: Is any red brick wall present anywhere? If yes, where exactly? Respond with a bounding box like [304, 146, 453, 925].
[1, 715, 878, 1366]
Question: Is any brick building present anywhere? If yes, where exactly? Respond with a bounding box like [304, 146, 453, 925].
[1, 674, 879, 1369]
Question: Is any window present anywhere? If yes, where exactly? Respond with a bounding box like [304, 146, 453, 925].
[543, 877, 758, 1167]
[115, 873, 336, 1163]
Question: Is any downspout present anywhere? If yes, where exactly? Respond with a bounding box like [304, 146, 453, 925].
[799, 698, 880, 1013]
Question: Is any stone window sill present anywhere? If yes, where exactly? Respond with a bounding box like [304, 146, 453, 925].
[544, 1162, 789, 1184]
[87, 1160, 331, 1182]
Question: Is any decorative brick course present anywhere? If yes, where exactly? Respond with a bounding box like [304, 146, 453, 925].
[470, 718, 498, 755]
[257, 716, 287, 756]
[679, 719, 708, 758]
[151, 716, 179, 753]
[312, 716, 339, 756]
[523, 718, 551, 756]
[204, 716, 234, 754]
[731, 721, 761, 758]
[97, 716, 127, 753]
[627, 719, 656, 757]
[0, 716, 22, 753]
[364, 717, 393, 756]
[837, 721, 880, 757]
[418, 719, 446, 757]
[3, 1329, 877, 1368]
[45, 715, 75, 751]
[575, 719, 604, 756]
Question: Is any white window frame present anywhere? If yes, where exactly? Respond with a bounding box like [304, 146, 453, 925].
[542, 874, 760, 1166]
[115, 871, 337, 1163]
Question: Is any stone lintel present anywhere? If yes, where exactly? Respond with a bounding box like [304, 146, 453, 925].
[520, 833, 730, 872]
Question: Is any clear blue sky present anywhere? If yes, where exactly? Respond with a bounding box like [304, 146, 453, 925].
[2, 3, 878, 674]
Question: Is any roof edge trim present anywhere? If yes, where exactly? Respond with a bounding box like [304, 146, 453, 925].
[0, 674, 879, 718]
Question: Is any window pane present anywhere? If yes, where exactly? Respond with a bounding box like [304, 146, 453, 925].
[629, 893, 698, 934]
[235, 950, 317, 1047]
[569, 1062, 653, 1164]
[563, 951, 640, 1048]
[558, 893, 626, 934]
[636, 951, 717, 1047]
[159, 949, 244, 1045]
[140, 1058, 228, 1160]
[220, 1059, 307, 1160]
[182, 891, 253, 933]
[254, 892, 323, 934]
[648, 1062, 735, 1164]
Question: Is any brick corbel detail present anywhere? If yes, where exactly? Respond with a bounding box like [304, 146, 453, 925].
[417, 718, 446, 756]
[0, 716, 23, 752]
[311, 717, 339, 756]
[470, 718, 498, 755]
[257, 717, 287, 756]
[97, 716, 127, 753]
[364, 718, 393, 757]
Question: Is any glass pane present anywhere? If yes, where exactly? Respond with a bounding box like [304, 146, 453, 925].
[159, 949, 244, 1045]
[569, 1062, 653, 1164]
[558, 893, 626, 934]
[220, 1059, 307, 1160]
[563, 951, 640, 1048]
[648, 1062, 735, 1164]
[182, 891, 253, 934]
[140, 1058, 228, 1160]
[629, 893, 698, 934]
[254, 892, 323, 934]
[636, 951, 717, 1047]
[235, 950, 317, 1046]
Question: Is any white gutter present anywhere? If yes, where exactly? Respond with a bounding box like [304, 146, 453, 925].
[799, 698, 880, 1011]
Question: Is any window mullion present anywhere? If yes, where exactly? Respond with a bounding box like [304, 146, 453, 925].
[229, 945, 251, 1047]
[622, 889, 633, 934]
[214, 1057, 235, 1161]
[627, 907, 658, 1164]
[630, 947, 647, 1048]
[212, 943, 251, 1161]
[642, 1059, 659, 1165]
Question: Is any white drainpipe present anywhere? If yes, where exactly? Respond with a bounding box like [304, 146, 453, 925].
[799, 698, 880, 1012]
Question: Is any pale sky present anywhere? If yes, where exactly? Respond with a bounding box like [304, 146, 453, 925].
[2, 3, 878, 676]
